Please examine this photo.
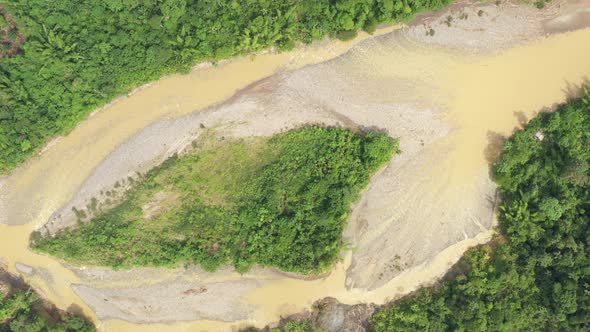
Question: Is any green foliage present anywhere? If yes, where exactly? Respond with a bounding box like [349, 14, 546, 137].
[33, 127, 398, 274]
[535, 0, 548, 9]
[335, 30, 358, 41]
[0, 0, 450, 174]
[371, 92, 590, 331]
[283, 321, 312, 332]
[262, 320, 312, 332]
[0, 286, 95, 332]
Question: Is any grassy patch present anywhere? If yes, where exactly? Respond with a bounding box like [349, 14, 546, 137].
[33, 126, 399, 274]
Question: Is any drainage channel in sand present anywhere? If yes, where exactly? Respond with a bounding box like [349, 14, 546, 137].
[1, 5, 590, 332]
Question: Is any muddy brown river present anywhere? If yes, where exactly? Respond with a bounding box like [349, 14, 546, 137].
[1, 2, 590, 331]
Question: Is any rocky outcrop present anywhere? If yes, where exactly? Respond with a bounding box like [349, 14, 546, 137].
[246, 297, 377, 332]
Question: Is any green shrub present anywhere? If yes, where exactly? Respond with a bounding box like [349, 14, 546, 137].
[363, 18, 379, 34]
[336, 30, 358, 41]
[283, 321, 311, 332]
[34, 127, 399, 274]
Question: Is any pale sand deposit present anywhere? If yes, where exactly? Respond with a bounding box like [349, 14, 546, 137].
[0, 1, 589, 331]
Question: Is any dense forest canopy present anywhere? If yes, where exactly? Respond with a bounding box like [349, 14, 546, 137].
[0, 0, 451, 173]
[33, 127, 399, 274]
[370, 91, 590, 331]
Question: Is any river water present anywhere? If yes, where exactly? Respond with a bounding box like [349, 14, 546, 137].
[1, 14, 590, 332]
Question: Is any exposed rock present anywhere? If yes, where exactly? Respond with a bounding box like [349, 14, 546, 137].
[15, 262, 34, 276]
[248, 297, 377, 332]
[313, 298, 377, 332]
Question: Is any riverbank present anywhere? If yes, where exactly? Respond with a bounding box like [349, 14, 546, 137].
[1, 0, 590, 331]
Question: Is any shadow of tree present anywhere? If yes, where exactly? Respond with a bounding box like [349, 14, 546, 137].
[484, 130, 506, 168]
[531, 77, 590, 115]
[485, 77, 590, 180]
[513, 111, 528, 127]
[358, 125, 390, 135]
[0, 267, 28, 294]
[66, 303, 86, 316]
[562, 77, 590, 101]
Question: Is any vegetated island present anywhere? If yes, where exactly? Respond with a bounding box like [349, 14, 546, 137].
[0, 267, 95, 332]
[0, 0, 450, 174]
[32, 126, 399, 274]
[250, 90, 590, 331]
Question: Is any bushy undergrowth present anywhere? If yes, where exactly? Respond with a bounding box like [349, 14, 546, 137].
[33, 127, 399, 274]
